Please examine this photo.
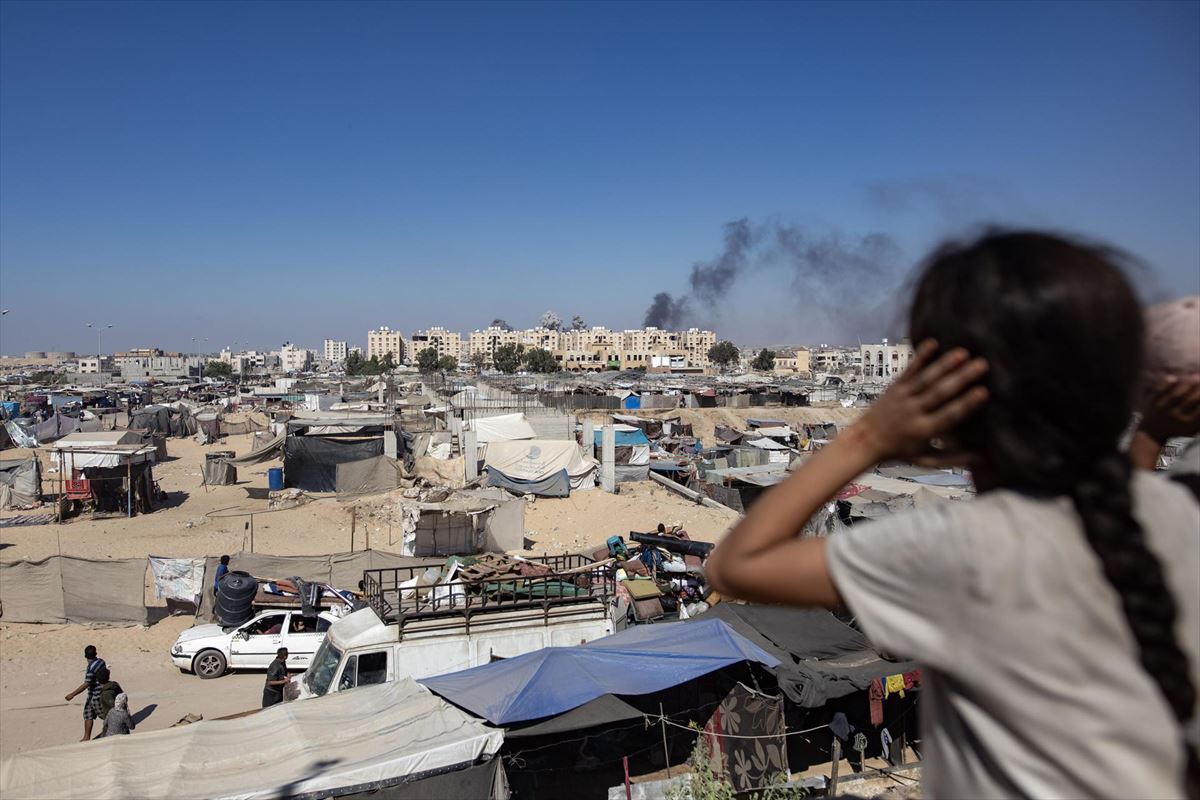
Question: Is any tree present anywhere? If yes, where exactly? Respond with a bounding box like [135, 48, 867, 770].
[751, 348, 776, 371]
[571, 315, 587, 331]
[524, 347, 558, 373]
[416, 347, 440, 374]
[708, 340, 740, 369]
[438, 355, 458, 372]
[491, 318, 514, 332]
[344, 351, 364, 375]
[203, 360, 233, 379]
[469, 350, 488, 373]
[540, 310, 562, 331]
[379, 351, 396, 371]
[493, 343, 524, 374]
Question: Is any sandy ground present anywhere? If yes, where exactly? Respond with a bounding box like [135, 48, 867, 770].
[0, 410, 756, 758]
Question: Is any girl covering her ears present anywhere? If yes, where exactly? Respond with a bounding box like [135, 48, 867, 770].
[706, 231, 1199, 800]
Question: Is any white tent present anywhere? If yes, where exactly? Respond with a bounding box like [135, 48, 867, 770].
[483, 438, 597, 489]
[0, 678, 503, 800]
[470, 412, 536, 443]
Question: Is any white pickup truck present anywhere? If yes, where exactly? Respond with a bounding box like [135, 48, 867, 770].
[286, 555, 617, 700]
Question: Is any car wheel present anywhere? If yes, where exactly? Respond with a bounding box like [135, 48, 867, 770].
[193, 649, 227, 679]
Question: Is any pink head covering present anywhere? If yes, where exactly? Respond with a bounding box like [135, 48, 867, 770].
[1144, 295, 1200, 381]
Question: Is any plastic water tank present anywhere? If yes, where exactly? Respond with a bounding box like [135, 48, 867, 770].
[267, 467, 284, 492]
[215, 570, 257, 627]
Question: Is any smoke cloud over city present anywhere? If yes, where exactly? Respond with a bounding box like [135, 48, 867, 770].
[643, 218, 907, 341]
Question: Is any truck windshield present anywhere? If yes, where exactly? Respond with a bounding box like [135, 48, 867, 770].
[304, 638, 343, 697]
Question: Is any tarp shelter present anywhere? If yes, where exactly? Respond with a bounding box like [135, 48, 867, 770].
[691, 604, 917, 708]
[52, 432, 155, 471]
[0, 678, 504, 800]
[594, 426, 650, 482]
[336, 455, 403, 496]
[482, 439, 596, 496]
[220, 432, 284, 466]
[0, 456, 40, 509]
[394, 488, 525, 556]
[420, 618, 779, 726]
[470, 413, 536, 443]
[284, 434, 385, 492]
[129, 405, 197, 438]
[0, 556, 148, 624]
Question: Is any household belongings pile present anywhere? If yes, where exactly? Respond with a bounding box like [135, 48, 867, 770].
[482, 439, 597, 497]
[596, 529, 714, 623]
[370, 553, 609, 624]
[0, 678, 505, 800]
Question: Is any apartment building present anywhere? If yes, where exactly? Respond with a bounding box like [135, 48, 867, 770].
[679, 328, 717, 367]
[774, 348, 812, 376]
[410, 327, 462, 363]
[277, 342, 313, 373]
[860, 339, 914, 380]
[366, 327, 405, 362]
[323, 339, 348, 363]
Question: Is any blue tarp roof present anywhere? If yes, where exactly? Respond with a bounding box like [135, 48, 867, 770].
[594, 428, 650, 447]
[419, 618, 779, 725]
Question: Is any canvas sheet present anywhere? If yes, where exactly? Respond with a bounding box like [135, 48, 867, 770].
[284, 435, 384, 492]
[482, 439, 596, 482]
[149, 557, 206, 603]
[471, 413, 536, 442]
[336, 455, 402, 496]
[0, 556, 147, 624]
[0, 457, 39, 508]
[221, 432, 284, 466]
[0, 678, 503, 800]
[4, 421, 38, 448]
[485, 468, 570, 498]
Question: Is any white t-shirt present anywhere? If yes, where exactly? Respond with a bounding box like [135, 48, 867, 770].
[826, 471, 1199, 799]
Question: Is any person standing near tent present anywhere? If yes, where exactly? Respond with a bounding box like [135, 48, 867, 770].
[64, 645, 106, 741]
[263, 648, 289, 708]
[707, 232, 1199, 798]
[213, 555, 230, 599]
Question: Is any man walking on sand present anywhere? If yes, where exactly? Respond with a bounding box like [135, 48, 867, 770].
[263, 647, 289, 708]
[65, 645, 106, 741]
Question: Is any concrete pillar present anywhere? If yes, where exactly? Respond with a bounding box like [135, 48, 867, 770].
[384, 430, 398, 459]
[463, 429, 478, 481]
[582, 420, 595, 460]
[449, 416, 462, 451]
[601, 424, 616, 493]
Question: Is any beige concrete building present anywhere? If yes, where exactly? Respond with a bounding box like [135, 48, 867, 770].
[410, 327, 462, 362]
[774, 348, 812, 376]
[366, 326, 405, 362]
[679, 328, 717, 367]
[860, 339, 914, 380]
[323, 339, 347, 363]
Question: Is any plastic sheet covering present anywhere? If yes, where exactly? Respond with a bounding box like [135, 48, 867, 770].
[0, 457, 40, 509]
[4, 420, 38, 448]
[420, 618, 779, 725]
[0, 556, 147, 624]
[486, 467, 570, 498]
[148, 557, 205, 602]
[284, 435, 384, 492]
[470, 413, 536, 442]
[336, 455, 402, 496]
[221, 432, 284, 466]
[0, 678, 504, 800]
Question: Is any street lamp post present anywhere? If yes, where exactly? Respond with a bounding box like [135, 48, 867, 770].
[86, 323, 114, 371]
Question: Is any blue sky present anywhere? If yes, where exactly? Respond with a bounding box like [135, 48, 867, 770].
[1, 0, 1197, 353]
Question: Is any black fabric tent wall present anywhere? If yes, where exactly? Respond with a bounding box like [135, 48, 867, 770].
[284, 434, 384, 492]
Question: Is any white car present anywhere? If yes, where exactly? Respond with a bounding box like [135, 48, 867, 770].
[171, 609, 342, 679]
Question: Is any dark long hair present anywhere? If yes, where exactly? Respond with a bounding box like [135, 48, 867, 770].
[909, 230, 1197, 787]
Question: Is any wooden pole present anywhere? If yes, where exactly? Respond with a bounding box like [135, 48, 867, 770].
[659, 702, 672, 779]
[250, 514, 255, 552]
[126, 459, 132, 518]
[623, 756, 632, 800]
[350, 507, 356, 551]
[829, 735, 842, 796]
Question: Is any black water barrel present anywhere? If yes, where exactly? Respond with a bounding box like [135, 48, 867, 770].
[215, 570, 257, 627]
[629, 531, 715, 558]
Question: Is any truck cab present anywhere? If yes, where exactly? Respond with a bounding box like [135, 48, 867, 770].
[288, 555, 617, 700]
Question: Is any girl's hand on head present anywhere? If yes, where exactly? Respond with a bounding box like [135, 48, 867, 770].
[1140, 375, 1200, 443]
[855, 339, 989, 464]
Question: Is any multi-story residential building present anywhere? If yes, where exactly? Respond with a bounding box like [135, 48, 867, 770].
[277, 342, 313, 373]
[860, 339, 914, 380]
[118, 354, 203, 379]
[366, 327, 405, 362]
[774, 348, 812, 376]
[466, 326, 521, 366]
[77, 356, 112, 374]
[323, 339, 348, 363]
[223, 350, 278, 374]
[679, 328, 717, 367]
[409, 327, 462, 363]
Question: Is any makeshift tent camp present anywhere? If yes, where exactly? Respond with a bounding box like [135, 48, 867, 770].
[0, 456, 40, 509]
[482, 439, 596, 496]
[420, 618, 779, 725]
[470, 413, 536, 443]
[0, 678, 504, 800]
[593, 426, 650, 482]
[129, 405, 197, 438]
[285, 435, 385, 492]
